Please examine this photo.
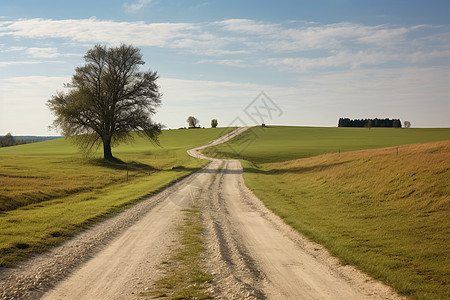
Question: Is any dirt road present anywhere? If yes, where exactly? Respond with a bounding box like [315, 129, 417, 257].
[190, 130, 403, 300]
[1, 127, 402, 299]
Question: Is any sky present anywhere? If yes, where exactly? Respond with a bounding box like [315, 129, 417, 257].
[1, 0, 449, 135]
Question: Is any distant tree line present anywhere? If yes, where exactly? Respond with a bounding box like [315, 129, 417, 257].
[0, 133, 61, 147]
[338, 118, 402, 128]
[0, 133, 16, 147]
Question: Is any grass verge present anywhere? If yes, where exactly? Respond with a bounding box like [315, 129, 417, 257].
[241, 141, 449, 300]
[0, 169, 193, 267]
[144, 207, 212, 299]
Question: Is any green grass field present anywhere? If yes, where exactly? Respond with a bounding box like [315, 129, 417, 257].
[203, 126, 450, 300]
[202, 126, 450, 163]
[0, 127, 233, 267]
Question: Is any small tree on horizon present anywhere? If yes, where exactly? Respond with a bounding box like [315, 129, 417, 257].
[47, 44, 162, 161]
[404, 121, 411, 128]
[211, 119, 218, 128]
[187, 116, 199, 128]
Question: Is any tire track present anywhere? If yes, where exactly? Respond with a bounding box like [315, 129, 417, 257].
[201, 161, 265, 299]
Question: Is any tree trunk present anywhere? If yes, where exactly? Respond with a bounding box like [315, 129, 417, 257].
[103, 137, 113, 161]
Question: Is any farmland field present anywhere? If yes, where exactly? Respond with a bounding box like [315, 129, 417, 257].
[0, 127, 233, 267]
[203, 126, 450, 300]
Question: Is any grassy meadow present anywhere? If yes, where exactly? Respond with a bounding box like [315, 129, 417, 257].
[202, 126, 450, 163]
[203, 126, 450, 300]
[0, 127, 233, 267]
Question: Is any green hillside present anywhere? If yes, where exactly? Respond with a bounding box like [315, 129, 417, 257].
[202, 126, 450, 163]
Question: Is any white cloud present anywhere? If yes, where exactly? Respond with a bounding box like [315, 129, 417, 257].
[0, 76, 70, 135]
[404, 49, 450, 63]
[1, 17, 447, 68]
[215, 19, 280, 35]
[123, 0, 152, 13]
[0, 46, 26, 52]
[214, 20, 428, 52]
[261, 48, 450, 73]
[159, 77, 260, 104]
[423, 31, 450, 44]
[0, 60, 43, 67]
[0, 18, 426, 54]
[0, 18, 199, 48]
[189, 48, 251, 56]
[265, 50, 395, 72]
[26, 47, 59, 58]
[355, 26, 409, 44]
[0, 76, 69, 100]
[197, 58, 250, 68]
[1, 17, 449, 131]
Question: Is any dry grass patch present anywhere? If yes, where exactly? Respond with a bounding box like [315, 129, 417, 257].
[144, 207, 212, 299]
[242, 140, 450, 299]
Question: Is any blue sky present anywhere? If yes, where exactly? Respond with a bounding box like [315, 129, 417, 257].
[1, 0, 449, 135]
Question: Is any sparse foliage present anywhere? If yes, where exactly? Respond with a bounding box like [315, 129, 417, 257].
[187, 116, 199, 128]
[47, 44, 162, 160]
[211, 119, 218, 128]
[404, 121, 411, 128]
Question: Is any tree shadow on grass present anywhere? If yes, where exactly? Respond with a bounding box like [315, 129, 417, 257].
[88, 158, 158, 172]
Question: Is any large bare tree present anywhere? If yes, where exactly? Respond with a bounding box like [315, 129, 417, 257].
[48, 44, 162, 161]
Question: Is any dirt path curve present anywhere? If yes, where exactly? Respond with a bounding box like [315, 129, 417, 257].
[1, 127, 403, 299]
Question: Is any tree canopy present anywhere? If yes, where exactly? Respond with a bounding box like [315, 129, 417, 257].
[338, 118, 402, 128]
[211, 119, 218, 128]
[187, 116, 200, 128]
[48, 44, 162, 160]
